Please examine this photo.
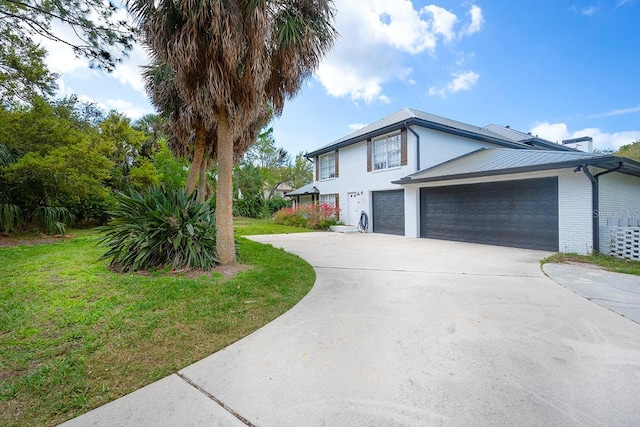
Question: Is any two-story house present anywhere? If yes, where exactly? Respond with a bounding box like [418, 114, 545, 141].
[287, 108, 640, 256]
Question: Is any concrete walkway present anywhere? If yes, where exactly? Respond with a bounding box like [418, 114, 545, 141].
[544, 262, 640, 324]
[62, 233, 640, 426]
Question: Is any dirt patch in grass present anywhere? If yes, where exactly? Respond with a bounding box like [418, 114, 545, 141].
[0, 234, 69, 247]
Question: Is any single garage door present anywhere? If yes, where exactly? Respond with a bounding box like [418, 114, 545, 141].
[372, 190, 405, 235]
[420, 177, 558, 251]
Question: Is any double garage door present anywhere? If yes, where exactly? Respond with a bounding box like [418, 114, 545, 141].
[372, 178, 559, 251]
[420, 177, 559, 251]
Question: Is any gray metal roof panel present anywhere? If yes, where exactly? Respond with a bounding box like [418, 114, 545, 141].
[397, 148, 607, 183]
[285, 182, 319, 196]
[484, 124, 579, 152]
[306, 108, 533, 157]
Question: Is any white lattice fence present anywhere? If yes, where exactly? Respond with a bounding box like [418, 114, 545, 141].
[610, 227, 640, 261]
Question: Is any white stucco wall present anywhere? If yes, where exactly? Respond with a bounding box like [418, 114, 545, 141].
[313, 127, 492, 228]
[598, 173, 640, 254]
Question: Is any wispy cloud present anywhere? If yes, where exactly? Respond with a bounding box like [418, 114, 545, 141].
[349, 123, 369, 131]
[589, 105, 640, 118]
[428, 70, 479, 98]
[530, 121, 640, 150]
[572, 5, 598, 16]
[617, 0, 631, 6]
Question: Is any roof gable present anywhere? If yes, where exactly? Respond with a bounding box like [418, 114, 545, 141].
[306, 108, 535, 158]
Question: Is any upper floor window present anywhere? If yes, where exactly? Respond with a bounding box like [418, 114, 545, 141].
[373, 133, 402, 170]
[319, 152, 336, 180]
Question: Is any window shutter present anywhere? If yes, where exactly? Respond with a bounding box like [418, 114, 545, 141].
[335, 193, 340, 220]
[401, 129, 408, 166]
[334, 150, 339, 178]
[367, 139, 372, 172]
[315, 156, 319, 181]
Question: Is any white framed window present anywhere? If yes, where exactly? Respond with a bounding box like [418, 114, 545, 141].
[319, 193, 336, 206]
[373, 133, 401, 170]
[319, 152, 336, 180]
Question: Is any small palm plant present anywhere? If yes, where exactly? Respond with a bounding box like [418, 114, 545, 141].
[99, 187, 218, 272]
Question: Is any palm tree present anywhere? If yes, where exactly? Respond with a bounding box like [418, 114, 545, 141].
[129, 0, 337, 264]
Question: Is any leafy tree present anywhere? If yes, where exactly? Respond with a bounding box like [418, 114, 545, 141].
[0, 32, 58, 106]
[99, 111, 149, 191]
[0, 99, 113, 230]
[0, 0, 136, 106]
[233, 162, 264, 219]
[129, 0, 337, 265]
[289, 152, 314, 190]
[245, 127, 291, 199]
[616, 139, 640, 162]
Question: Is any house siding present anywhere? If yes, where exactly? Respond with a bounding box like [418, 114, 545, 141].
[314, 128, 493, 227]
[415, 127, 496, 172]
[598, 173, 640, 254]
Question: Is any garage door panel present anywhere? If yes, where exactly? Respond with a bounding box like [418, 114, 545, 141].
[372, 190, 405, 236]
[420, 178, 558, 251]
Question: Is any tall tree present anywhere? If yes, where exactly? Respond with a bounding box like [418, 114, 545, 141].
[129, 0, 337, 264]
[616, 139, 640, 162]
[1, 0, 137, 106]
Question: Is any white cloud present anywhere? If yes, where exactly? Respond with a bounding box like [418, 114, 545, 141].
[589, 105, 640, 118]
[462, 5, 484, 36]
[572, 5, 598, 16]
[103, 99, 149, 119]
[529, 122, 640, 151]
[428, 70, 479, 98]
[315, 1, 483, 103]
[349, 123, 369, 131]
[111, 44, 150, 95]
[617, 0, 631, 6]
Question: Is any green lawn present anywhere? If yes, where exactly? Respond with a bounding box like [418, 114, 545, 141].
[541, 252, 640, 276]
[0, 219, 315, 426]
[234, 216, 313, 236]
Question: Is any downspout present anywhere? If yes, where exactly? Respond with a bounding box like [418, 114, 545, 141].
[405, 124, 420, 171]
[578, 161, 624, 253]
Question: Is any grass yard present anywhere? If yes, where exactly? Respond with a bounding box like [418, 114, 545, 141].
[234, 216, 314, 236]
[0, 219, 315, 426]
[542, 252, 640, 276]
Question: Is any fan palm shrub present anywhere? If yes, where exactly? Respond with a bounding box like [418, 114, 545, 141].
[99, 187, 218, 272]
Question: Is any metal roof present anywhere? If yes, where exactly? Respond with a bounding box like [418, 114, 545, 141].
[483, 124, 578, 152]
[483, 124, 537, 142]
[306, 108, 535, 158]
[393, 148, 640, 184]
[285, 182, 319, 196]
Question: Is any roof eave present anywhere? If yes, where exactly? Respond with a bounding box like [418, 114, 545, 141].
[392, 156, 629, 185]
[305, 118, 526, 158]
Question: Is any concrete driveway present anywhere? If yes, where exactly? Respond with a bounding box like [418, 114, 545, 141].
[64, 233, 640, 426]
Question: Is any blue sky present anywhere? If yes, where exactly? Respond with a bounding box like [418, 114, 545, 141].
[43, 0, 640, 155]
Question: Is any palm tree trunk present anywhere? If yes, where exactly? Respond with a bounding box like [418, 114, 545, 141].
[197, 156, 208, 202]
[216, 116, 236, 264]
[187, 126, 206, 194]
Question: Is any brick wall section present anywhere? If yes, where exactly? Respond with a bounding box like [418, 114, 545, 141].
[558, 170, 594, 254]
[598, 173, 640, 254]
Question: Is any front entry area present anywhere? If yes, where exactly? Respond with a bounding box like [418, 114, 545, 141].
[420, 177, 559, 251]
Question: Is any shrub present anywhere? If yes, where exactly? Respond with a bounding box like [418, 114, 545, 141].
[233, 195, 264, 219]
[273, 203, 340, 230]
[264, 197, 291, 217]
[0, 203, 21, 233]
[99, 187, 218, 272]
[34, 206, 75, 235]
